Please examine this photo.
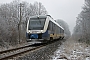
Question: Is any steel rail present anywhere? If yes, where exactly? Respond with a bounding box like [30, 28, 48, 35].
[0, 44, 35, 54]
[0, 45, 43, 60]
[0, 39, 65, 60]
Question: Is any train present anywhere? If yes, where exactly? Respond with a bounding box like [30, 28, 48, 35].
[26, 15, 64, 43]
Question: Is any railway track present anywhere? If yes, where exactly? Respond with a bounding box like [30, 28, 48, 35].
[0, 43, 44, 60]
[0, 39, 66, 60]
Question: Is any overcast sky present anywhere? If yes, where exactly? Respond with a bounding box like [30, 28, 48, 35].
[0, 0, 85, 33]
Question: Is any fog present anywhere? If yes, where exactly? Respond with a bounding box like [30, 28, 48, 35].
[0, 0, 85, 33]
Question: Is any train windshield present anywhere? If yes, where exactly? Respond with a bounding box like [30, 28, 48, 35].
[28, 18, 46, 30]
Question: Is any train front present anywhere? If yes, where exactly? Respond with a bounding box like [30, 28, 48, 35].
[26, 15, 49, 43]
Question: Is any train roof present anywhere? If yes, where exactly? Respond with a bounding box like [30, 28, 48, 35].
[29, 15, 53, 19]
[51, 19, 64, 30]
[54, 20, 64, 30]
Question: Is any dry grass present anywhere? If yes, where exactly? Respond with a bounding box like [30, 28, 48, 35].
[60, 37, 90, 60]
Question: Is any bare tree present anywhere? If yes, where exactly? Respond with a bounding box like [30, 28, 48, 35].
[73, 0, 90, 44]
[0, 0, 48, 47]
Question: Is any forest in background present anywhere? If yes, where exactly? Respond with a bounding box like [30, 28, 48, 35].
[73, 0, 90, 44]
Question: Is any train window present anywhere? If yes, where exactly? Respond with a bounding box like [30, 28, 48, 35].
[57, 26, 60, 34]
[60, 28, 61, 33]
[52, 23, 54, 31]
[61, 29, 63, 33]
[53, 24, 55, 30]
[50, 21, 53, 30]
[28, 18, 46, 30]
[58, 28, 60, 33]
[51, 22, 53, 31]
[57, 26, 59, 34]
[62, 30, 64, 33]
[50, 21, 53, 31]
[48, 21, 51, 30]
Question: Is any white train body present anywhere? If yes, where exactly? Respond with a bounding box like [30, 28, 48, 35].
[26, 15, 64, 43]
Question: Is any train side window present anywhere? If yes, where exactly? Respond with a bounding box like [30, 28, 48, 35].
[52, 23, 54, 31]
[57, 26, 59, 33]
[61, 29, 62, 33]
[48, 22, 50, 30]
[58, 28, 60, 33]
[60, 28, 61, 33]
[48, 21, 53, 30]
[57, 26, 59, 34]
[50, 21, 52, 30]
[50, 21, 53, 31]
[62, 30, 64, 33]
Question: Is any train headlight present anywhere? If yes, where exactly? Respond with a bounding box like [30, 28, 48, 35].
[29, 32, 30, 34]
[41, 30, 43, 33]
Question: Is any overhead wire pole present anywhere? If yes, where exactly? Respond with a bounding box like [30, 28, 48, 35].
[38, 2, 40, 15]
[18, 3, 24, 43]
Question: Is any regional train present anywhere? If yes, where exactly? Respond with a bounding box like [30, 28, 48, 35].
[26, 15, 64, 43]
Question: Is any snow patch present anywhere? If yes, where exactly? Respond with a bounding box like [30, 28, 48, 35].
[50, 39, 90, 60]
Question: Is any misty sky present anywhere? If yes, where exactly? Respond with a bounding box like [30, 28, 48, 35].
[0, 0, 85, 33]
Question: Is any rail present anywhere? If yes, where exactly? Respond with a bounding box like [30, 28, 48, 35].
[0, 44, 43, 60]
[0, 39, 66, 60]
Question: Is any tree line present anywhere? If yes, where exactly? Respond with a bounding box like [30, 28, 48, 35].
[0, 0, 47, 47]
[73, 0, 90, 44]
